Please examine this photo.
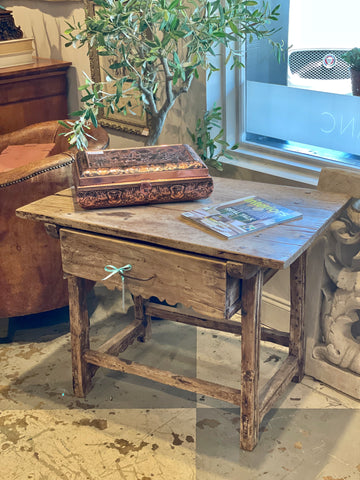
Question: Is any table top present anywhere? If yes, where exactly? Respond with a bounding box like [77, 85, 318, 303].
[16, 177, 350, 269]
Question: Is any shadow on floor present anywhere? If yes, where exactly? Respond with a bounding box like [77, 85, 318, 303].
[0, 286, 104, 344]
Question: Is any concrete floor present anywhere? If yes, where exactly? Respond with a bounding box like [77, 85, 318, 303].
[0, 285, 359, 480]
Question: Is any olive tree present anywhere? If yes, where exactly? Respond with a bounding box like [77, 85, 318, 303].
[63, 0, 281, 148]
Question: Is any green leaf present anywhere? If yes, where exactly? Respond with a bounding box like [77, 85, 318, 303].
[89, 109, 98, 128]
[58, 120, 71, 129]
[228, 21, 239, 35]
[212, 31, 227, 38]
[62, 0, 282, 147]
[172, 70, 179, 85]
[109, 62, 124, 70]
[69, 110, 85, 117]
[169, 0, 180, 9]
[81, 94, 94, 102]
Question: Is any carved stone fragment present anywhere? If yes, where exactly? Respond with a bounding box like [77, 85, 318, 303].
[313, 200, 360, 376]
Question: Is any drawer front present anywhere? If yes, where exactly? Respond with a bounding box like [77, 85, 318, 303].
[60, 229, 239, 319]
[0, 73, 68, 105]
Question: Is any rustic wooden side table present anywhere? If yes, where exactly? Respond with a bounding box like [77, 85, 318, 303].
[17, 177, 350, 451]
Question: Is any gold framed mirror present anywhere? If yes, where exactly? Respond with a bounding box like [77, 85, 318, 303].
[83, 0, 150, 136]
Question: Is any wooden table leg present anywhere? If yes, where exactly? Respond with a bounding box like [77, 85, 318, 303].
[68, 275, 92, 397]
[134, 295, 152, 342]
[240, 269, 263, 451]
[289, 251, 307, 382]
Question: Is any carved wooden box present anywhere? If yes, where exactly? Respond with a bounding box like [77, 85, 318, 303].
[74, 144, 214, 209]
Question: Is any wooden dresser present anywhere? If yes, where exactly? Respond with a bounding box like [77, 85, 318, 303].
[0, 57, 71, 134]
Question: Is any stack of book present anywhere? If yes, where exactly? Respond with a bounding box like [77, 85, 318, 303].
[0, 37, 34, 68]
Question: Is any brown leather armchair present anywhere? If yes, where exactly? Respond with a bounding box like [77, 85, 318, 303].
[0, 120, 109, 319]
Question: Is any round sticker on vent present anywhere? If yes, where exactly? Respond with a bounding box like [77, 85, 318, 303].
[323, 53, 336, 69]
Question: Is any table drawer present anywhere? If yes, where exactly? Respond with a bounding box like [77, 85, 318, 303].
[60, 229, 241, 318]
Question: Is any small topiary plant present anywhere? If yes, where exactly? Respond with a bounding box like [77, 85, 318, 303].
[187, 104, 238, 171]
[342, 47, 360, 71]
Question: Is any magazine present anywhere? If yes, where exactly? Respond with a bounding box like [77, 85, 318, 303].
[181, 196, 303, 239]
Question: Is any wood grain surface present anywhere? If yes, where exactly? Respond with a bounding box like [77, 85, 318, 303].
[17, 177, 350, 269]
[15, 175, 351, 452]
[60, 228, 232, 318]
[0, 58, 71, 134]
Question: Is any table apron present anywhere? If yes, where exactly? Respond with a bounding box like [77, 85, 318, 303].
[60, 228, 244, 319]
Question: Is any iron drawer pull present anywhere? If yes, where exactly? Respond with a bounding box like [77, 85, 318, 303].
[102, 264, 156, 282]
[122, 273, 156, 282]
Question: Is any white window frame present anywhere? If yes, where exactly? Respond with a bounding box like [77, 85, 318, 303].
[208, 45, 360, 188]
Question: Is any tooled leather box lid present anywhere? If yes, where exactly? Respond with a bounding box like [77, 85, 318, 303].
[74, 144, 211, 188]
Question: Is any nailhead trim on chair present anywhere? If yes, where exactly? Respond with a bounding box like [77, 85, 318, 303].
[0, 154, 75, 189]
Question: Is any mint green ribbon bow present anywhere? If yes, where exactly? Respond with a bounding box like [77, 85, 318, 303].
[102, 264, 132, 312]
[102, 264, 132, 281]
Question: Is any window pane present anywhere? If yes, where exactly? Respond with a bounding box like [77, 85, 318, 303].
[245, 0, 360, 164]
[247, 82, 360, 157]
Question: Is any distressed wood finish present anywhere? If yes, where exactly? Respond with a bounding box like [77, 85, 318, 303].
[60, 228, 240, 318]
[259, 356, 298, 421]
[68, 276, 92, 397]
[16, 177, 351, 452]
[226, 262, 260, 279]
[240, 270, 263, 451]
[145, 303, 290, 346]
[17, 178, 350, 269]
[263, 268, 278, 285]
[81, 316, 144, 380]
[44, 222, 60, 239]
[83, 350, 242, 404]
[98, 320, 143, 356]
[289, 251, 307, 382]
[133, 295, 152, 342]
